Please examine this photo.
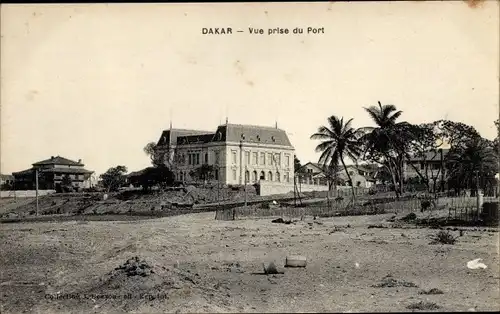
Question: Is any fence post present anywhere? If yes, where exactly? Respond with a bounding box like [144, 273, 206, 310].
[476, 190, 483, 221]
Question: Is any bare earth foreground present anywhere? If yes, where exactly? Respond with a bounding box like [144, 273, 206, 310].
[1, 212, 499, 313]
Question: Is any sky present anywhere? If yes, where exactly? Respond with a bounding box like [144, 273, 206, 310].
[1, 2, 499, 176]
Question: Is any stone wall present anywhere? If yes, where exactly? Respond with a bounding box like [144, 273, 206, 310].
[258, 180, 329, 196]
[0, 190, 56, 198]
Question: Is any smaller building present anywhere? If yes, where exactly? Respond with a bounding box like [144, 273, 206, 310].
[297, 162, 378, 188]
[337, 164, 378, 189]
[296, 162, 329, 185]
[12, 156, 94, 191]
[404, 149, 449, 182]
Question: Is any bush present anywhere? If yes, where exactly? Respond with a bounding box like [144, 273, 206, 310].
[430, 230, 457, 245]
[419, 288, 444, 295]
[407, 301, 440, 310]
[481, 202, 499, 225]
[401, 212, 417, 222]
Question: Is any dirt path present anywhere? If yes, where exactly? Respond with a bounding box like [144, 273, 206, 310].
[1, 212, 498, 313]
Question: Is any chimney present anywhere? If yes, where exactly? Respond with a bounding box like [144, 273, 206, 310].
[51, 156, 54, 160]
[78, 159, 82, 164]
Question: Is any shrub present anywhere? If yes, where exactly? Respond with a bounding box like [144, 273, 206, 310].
[481, 202, 499, 225]
[407, 301, 440, 310]
[401, 212, 417, 222]
[430, 230, 457, 245]
[419, 288, 444, 295]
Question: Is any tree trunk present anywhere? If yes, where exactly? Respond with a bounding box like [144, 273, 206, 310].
[398, 157, 405, 194]
[400, 150, 431, 192]
[340, 157, 356, 203]
[385, 161, 400, 199]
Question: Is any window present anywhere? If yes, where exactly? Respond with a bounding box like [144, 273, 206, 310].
[420, 162, 425, 170]
[252, 171, 257, 182]
[276, 172, 280, 182]
[214, 169, 219, 180]
[275, 154, 281, 167]
[188, 154, 192, 165]
[196, 153, 200, 165]
[245, 151, 250, 165]
[268, 171, 273, 181]
[267, 153, 272, 165]
[285, 155, 290, 167]
[260, 152, 265, 165]
[245, 170, 250, 183]
[252, 152, 258, 165]
[284, 172, 289, 183]
[260, 171, 265, 180]
[215, 151, 220, 165]
[232, 169, 237, 181]
[205, 153, 208, 164]
[232, 151, 237, 164]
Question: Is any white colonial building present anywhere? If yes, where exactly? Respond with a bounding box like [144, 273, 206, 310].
[155, 123, 295, 185]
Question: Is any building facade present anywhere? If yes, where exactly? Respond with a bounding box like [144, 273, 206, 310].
[12, 156, 94, 190]
[155, 123, 295, 185]
[404, 149, 449, 183]
[297, 162, 378, 188]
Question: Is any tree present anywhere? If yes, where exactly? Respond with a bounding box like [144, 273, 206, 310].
[144, 142, 165, 167]
[294, 155, 302, 173]
[446, 137, 498, 196]
[494, 119, 499, 152]
[405, 123, 443, 192]
[100, 166, 128, 192]
[136, 165, 175, 191]
[433, 119, 482, 149]
[311, 115, 362, 201]
[360, 101, 409, 197]
[189, 164, 215, 182]
[61, 174, 73, 192]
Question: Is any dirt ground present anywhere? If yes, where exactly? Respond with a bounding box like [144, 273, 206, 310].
[1, 212, 498, 313]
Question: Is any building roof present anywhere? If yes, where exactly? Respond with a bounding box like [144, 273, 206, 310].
[12, 168, 35, 176]
[176, 133, 215, 145]
[298, 162, 329, 174]
[408, 148, 450, 162]
[299, 162, 379, 181]
[157, 124, 294, 148]
[32, 156, 84, 166]
[157, 129, 214, 146]
[212, 124, 293, 147]
[1, 174, 14, 180]
[13, 167, 93, 176]
[41, 168, 93, 174]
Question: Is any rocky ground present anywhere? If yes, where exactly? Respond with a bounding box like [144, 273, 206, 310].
[0, 212, 498, 313]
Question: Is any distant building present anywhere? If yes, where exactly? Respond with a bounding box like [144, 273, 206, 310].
[403, 148, 449, 182]
[296, 162, 329, 185]
[297, 162, 378, 188]
[154, 123, 295, 185]
[337, 164, 378, 188]
[0, 174, 14, 188]
[12, 156, 94, 190]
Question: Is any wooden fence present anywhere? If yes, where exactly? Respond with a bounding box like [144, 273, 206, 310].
[230, 195, 498, 221]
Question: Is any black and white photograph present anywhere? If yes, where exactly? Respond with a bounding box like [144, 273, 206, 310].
[1, 2, 499, 313]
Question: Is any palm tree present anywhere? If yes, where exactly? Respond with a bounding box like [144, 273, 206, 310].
[446, 138, 497, 195]
[310, 115, 362, 202]
[360, 101, 411, 196]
